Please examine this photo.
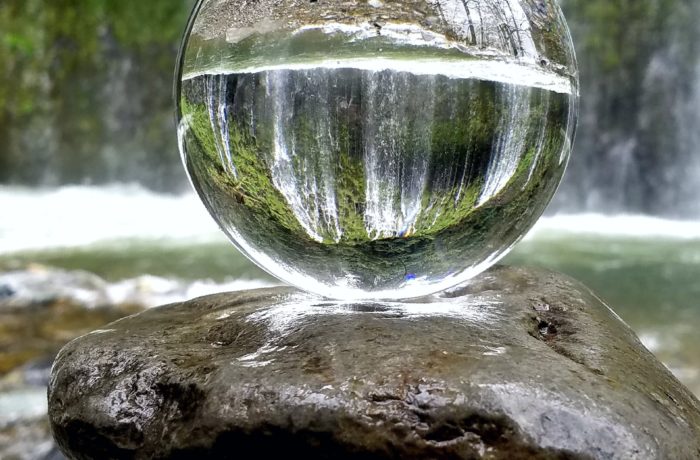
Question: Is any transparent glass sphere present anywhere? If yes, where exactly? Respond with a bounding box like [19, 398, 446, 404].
[176, 0, 578, 300]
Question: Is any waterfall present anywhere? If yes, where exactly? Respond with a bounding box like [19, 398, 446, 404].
[262, 67, 438, 242]
[206, 76, 237, 178]
[674, 56, 700, 217]
[551, 0, 700, 218]
[362, 71, 435, 239]
[267, 69, 342, 243]
[2, 0, 698, 221]
[479, 84, 532, 204]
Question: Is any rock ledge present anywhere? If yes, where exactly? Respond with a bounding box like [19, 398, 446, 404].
[49, 266, 700, 459]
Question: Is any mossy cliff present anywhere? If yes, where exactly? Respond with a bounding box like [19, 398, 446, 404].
[1, 0, 698, 218]
[0, 0, 194, 190]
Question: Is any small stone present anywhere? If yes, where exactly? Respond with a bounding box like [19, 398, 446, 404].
[0, 284, 15, 299]
[48, 266, 700, 459]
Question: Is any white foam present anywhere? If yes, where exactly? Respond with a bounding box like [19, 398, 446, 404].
[105, 275, 276, 307]
[524, 214, 700, 240]
[0, 184, 224, 254]
[3, 186, 698, 255]
[0, 389, 47, 427]
[0, 266, 276, 309]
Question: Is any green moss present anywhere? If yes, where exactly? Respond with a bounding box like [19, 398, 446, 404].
[0, 0, 194, 185]
[181, 98, 306, 237]
[336, 151, 367, 244]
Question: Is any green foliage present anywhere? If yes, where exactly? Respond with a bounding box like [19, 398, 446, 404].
[105, 1, 192, 47]
[564, 0, 681, 72]
[0, 0, 194, 185]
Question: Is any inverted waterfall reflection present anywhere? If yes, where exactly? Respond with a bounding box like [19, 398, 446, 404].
[190, 65, 573, 250]
[267, 70, 342, 243]
[362, 71, 435, 239]
[206, 76, 237, 178]
[479, 84, 533, 204]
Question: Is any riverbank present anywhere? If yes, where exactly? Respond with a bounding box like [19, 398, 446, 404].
[2, 185, 700, 456]
[2, 186, 699, 396]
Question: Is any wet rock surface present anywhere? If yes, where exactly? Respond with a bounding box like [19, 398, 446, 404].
[49, 266, 700, 459]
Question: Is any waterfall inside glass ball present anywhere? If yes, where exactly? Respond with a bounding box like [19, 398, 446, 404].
[176, 0, 579, 299]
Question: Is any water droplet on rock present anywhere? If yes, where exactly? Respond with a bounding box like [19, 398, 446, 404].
[176, 0, 579, 299]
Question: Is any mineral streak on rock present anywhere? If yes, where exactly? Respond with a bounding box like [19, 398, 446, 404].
[49, 266, 700, 459]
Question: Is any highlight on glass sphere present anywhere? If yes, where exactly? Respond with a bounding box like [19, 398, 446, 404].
[176, 0, 579, 300]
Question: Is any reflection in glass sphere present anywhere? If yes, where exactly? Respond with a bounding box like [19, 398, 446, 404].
[176, 0, 578, 300]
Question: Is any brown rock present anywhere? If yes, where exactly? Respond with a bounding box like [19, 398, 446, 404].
[48, 266, 700, 459]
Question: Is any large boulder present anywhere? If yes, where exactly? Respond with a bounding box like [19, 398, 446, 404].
[48, 266, 700, 459]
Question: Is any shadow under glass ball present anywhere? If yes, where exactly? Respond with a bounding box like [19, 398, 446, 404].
[176, 0, 579, 300]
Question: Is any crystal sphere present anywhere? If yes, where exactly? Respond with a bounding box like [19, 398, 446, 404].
[176, 0, 578, 300]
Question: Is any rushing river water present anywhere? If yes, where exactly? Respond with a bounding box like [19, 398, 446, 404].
[2, 185, 700, 397]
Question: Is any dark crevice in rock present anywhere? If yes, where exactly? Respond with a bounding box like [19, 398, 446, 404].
[416, 410, 573, 458]
[155, 381, 205, 422]
[368, 393, 404, 403]
[53, 420, 142, 460]
[527, 302, 606, 376]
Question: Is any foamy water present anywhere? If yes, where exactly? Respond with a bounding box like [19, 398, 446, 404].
[3, 186, 700, 256]
[526, 214, 700, 240]
[0, 184, 223, 254]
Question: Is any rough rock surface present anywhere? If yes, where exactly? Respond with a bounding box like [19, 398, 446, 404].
[49, 266, 700, 459]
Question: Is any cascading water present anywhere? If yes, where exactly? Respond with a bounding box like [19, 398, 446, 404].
[267, 69, 343, 243]
[206, 75, 237, 178]
[362, 71, 435, 239]
[1, 0, 696, 221]
[551, 0, 700, 218]
[479, 84, 534, 205]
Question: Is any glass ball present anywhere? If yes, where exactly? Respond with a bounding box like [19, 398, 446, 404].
[176, 0, 578, 300]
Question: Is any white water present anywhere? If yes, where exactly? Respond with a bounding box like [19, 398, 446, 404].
[478, 83, 533, 204]
[0, 185, 272, 308]
[3, 186, 700, 257]
[0, 184, 223, 254]
[362, 70, 434, 238]
[185, 57, 575, 95]
[267, 70, 343, 243]
[526, 214, 700, 240]
[206, 76, 237, 177]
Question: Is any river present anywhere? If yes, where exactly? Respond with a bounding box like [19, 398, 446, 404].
[2, 184, 699, 397]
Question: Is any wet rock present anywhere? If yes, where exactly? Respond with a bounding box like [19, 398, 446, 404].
[48, 266, 700, 459]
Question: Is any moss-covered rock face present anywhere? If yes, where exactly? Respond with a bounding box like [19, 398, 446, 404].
[177, 0, 578, 299]
[0, 0, 195, 190]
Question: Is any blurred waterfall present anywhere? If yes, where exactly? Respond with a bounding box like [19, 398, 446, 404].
[552, 0, 700, 218]
[1, 0, 698, 218]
